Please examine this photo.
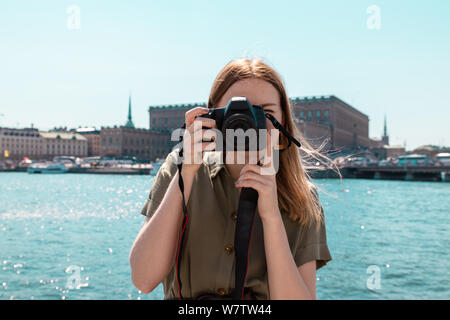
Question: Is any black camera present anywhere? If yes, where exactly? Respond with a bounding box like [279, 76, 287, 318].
[195, 97, 267, 151]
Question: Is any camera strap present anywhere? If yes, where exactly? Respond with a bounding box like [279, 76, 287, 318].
[174, 116, 301, 300]
[265, 113, 301, 148]
[232, 186, 258, 299]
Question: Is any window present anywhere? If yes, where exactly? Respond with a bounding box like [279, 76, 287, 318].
[299, 111, 304, 119]
[307, 111, 312, 120]
[324, 110, 329, 118]
[316, 110, 321, 118]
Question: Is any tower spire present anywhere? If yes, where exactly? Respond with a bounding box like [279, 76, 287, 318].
[125, 91, 135, 128]
[381, 114, 389, 146]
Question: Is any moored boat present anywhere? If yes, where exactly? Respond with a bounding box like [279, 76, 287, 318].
[27, 162, 68, 174]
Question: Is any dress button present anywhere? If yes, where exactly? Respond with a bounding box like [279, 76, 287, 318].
[224, 244, 233, 255]
[216, 288, 226, 296]
[231, 211, 238, 221]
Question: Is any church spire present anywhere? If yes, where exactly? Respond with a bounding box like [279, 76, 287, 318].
[125, 92, 135, 128]
[381, 114, 389, 146]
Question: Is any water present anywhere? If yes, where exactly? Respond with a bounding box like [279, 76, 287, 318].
[0, 172, 448, 300]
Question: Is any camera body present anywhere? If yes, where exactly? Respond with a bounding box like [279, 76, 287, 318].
[196, 97, 267, 151]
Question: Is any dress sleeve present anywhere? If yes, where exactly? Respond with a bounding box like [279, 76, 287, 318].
[140, 150, 179, 218]
[293, 185, 332, 270]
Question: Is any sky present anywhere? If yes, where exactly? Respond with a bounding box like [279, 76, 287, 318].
[0, 0, 449, 150]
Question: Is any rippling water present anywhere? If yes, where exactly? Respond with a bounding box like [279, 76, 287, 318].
[0, 172, 448, 299]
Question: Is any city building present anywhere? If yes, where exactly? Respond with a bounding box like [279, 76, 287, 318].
[74, 127, 101, 156]
[410, 145, 450, 158]
[0, 127, 44, 160]
[0, 126, 88, 160]
[148, 102, 207, 130]
[100, 126, 170, 161]
[371, 145, 406, 160]
[290, 95, 370, 151]
[40, 131, 88, 158]
[100, 94, 170, 161]
[369, 115, 405, 160]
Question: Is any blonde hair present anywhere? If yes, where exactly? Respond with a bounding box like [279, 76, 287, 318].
[207, 58, 341, 227]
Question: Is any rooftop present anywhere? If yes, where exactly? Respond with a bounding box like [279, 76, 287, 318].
[100, 126, 170, 134]
[290, 95, 369, 118]
[149, 102, 207, 110]
[147, 95, 368, 118]
[39, 131, 87, 140]
[75, 127, 100, 134]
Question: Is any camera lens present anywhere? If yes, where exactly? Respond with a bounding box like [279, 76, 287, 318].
[223, 113, 255, 131]
[222, 113, 257, 151]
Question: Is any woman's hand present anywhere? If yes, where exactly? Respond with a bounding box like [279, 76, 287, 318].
[234, 161, 280, 222]
[182, 107, 217, 176]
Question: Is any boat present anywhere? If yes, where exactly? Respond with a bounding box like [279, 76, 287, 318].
[27, 162, 68, 174]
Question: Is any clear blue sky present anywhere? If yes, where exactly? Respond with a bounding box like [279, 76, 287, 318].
[1, 0, 449, 150]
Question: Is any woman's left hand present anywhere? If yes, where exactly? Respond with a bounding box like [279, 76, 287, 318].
[234, 162, 280, 222]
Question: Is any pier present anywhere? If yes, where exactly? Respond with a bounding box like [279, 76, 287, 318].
[311, 166, 450, 182]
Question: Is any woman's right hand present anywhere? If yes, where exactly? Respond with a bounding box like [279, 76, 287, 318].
[182, 107, 217, 175]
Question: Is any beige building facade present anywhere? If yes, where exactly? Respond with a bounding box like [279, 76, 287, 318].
[40, 131, 88, 158]
[0, 127, 44, 160]
[0, 127, 87, 160]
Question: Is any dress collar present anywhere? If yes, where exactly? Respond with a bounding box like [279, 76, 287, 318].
[206, 151, 226, 179]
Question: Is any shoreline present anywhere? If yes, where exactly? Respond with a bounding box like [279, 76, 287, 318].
[1, 166, 449, 182]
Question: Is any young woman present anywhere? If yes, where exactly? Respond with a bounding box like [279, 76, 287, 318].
[129, 58, 333, 300]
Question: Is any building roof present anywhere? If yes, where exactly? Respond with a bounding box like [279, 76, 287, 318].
[75, 127, 100, 134]
[39, 131, 87, 140]
[148, 102, 207, 110]
[435, 152, 450, 157]
[290, 95, 369, 119]
[147, 95, 368, 119]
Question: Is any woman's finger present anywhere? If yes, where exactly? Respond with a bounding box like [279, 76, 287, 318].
[235, 178, 266, 193]
[185, 107, 210, 127]
[190, 129, 217, 144]
[202, 141, 216, 152]
[186, 117, 216, 135]
[239, 163, 262, 177]
[237, 171, 269, 185]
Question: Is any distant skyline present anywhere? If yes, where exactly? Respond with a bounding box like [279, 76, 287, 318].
[1, 0, 449, 150]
